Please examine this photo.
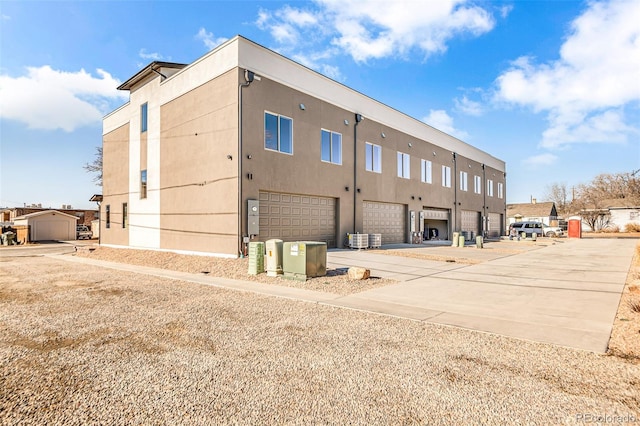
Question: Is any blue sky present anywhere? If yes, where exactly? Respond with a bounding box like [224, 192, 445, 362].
[1, 0, 638, 210]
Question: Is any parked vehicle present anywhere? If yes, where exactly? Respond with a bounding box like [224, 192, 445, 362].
[543, 225, 564, 237]
[76, 225, 92, 240]
[508, 221, 544, 237]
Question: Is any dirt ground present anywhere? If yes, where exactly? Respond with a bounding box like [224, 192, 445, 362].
[1, 244, 639, 424]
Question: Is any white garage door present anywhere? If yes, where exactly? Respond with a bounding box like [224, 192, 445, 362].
[259, 191, 337, 247]
[461, 210, 480, 239]
[34, 220, 71, 241]
[362, 201, 405, 244]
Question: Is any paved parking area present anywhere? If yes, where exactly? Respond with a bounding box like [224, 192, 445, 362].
[41, 238, 636, 353]
[327, 238, 637, 352]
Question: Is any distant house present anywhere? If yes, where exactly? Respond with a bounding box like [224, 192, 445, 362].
[13, 210, 78, 242]
[506, 201, 558, 226]
[1, 206, 98, 227]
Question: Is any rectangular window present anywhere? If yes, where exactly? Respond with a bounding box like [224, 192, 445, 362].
[498, 182, 504, 199]
[365, 142, 382, 173]
[265, 112, 293, 154]
[140, 170, 148, 199]
[321, 129, 342, 165]
[141, 103, 148, 133]
[397, 152, 410, 179]
[421, 159, 432, 184]
[442, 165, 451, 188]
[474, 175, 482, 194]
[460, 171, 468, 191]
[105, 205, 111, 229]
[487, 179, 494, 197]
[122, 203, 128, 228]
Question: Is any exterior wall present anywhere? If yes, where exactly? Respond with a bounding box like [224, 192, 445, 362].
[610, 208, 640, 231]
[102, 36, 506, 256]
[159, 70, 239, 255]
[102, 123, 130, 246]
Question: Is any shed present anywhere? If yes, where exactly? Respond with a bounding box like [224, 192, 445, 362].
[13, 210, 78, 241]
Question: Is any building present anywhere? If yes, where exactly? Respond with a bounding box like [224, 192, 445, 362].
[1, 206, 98, 228]
[506, 201, 558, 227]
[101, 36, 506, 257]
[12, 210, 78, 242]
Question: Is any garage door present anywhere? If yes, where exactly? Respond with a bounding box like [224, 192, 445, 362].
[259, 191, 337, 247]
[34, 220, 71, 241]
[362, 201, 405, 244]
[488, 213, 503, 238]
[461, 210, 480, 239]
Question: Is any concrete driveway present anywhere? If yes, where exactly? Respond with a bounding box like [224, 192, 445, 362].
[326, 238, 637, 353]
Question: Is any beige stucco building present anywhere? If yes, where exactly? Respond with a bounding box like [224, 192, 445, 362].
[101, 36, 506, 257]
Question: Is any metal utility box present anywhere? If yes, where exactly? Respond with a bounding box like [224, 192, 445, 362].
[568, 219, 582, 238]
[248, 241, 265, 275]
[282, 241, 327, 281]
[247, 200, 259, 236]
[265, 239, 283, 277]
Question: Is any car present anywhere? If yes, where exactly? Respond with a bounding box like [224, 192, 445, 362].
[542, 225, 564, 237]
[508, 221, 544, 237]
[76, 225, 92, 240]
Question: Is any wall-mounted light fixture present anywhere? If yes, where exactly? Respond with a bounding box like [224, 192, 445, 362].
[226, 154, 233, 160]
[433, 151, 437, 156]
[357, 188, 361, 193]
[345, 186, 349, 191]
[247, 154, 252, 159]
[299, 103, 305, 110]
[355, 114, 363, 123]
[247, 173, 253, 180]
[411, 196, 415, 200]
[344, 119, 349, 125]
[408, 143, 412, 148]
[381, 132, 386, 138]
[418, 196, 422, 201]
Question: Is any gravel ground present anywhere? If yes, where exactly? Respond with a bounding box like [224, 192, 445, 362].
[1, 248, 639, 425]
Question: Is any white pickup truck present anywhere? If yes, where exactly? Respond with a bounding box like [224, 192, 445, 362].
[76, 225, 93, 240]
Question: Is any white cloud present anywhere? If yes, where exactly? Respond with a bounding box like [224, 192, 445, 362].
[255, 0, 496, 74]
[454, 95, 483, 116]
[523, 153, 558, 168]
[0, 66, 128, 132]
[139, 48, 166, 61]
[195, 28, 228, 51]
[494, 0, 640, 149]
[423, 109, 469, 140]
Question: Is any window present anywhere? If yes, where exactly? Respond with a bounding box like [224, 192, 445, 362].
[474, 175, 482, 194]
[487, 179, 494, 197]
[421, 159, 432, 184]
[265, 112, 293, 154]
[122, 203, 128, 228]
[365, 142, 382, 173]
[397, 152, 410, 179]
[460, 171, 468, 191]
[140, 170, 148, 199]
[442, 165, 451, 188]
[498, 182, 504, 199]
[141, 103, 148, 133]
[321, 129, 342, 165]
[105, 205, 111, 229]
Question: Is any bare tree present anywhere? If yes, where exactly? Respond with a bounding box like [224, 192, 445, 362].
[84, 146, 103, 186]
[543, 182, 569, 216]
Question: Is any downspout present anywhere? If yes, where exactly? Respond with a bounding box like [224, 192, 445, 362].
[452, 152, 457, 236]
[482, 163, 487, 237]
[353, 113, 363, 234]
[238, 70, 254, 257]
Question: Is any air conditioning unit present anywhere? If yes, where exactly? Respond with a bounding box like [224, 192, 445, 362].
[348, 233, 369, 249]
[368, 234, 382, 248]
